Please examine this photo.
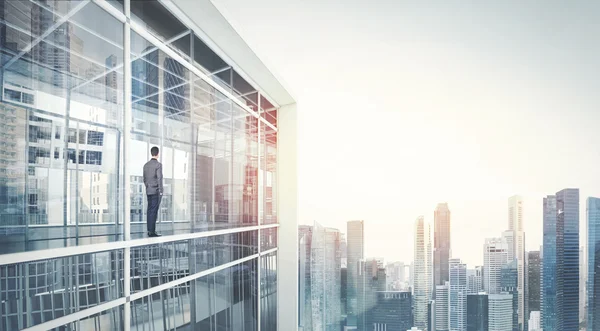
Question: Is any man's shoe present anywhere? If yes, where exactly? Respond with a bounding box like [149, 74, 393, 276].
[149, 232, 162, 237]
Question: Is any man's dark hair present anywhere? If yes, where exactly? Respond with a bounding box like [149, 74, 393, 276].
[151, 146, 159, 157]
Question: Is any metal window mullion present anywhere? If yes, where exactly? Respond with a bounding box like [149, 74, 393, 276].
[123, 1, 132, 331]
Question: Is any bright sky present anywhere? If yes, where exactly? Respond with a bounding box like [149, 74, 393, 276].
[214, 0, 600, 266]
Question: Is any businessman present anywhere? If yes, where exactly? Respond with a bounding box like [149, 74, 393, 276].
[143, 146, 163, 237]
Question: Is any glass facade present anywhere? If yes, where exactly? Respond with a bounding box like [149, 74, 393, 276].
[0, 0, 282, 330]
[588, 197, 600, 330]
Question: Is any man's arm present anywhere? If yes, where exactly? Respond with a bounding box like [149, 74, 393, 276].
[157, 162, 164, 195]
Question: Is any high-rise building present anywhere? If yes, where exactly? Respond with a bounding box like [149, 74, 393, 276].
[414, 216, 432, 331]
[467, 293, 488, 331]
[556, 188, 579, 331]
[484, 238, 508, 294]
[298, 224, 343, 331]
[372, 291, 413, 331]
[467, 267, 484, 294]
[579, 246, 586, 325]
[527, 311, 541, 331]
[347, 220, 365, 326]
[429, 300, 436, 331]
[542, 195, 557, 331]
[436, 282, 450, 331]
[526, 251, 540, 329]
[357, 260, 386, 331]
[434, 203, 451, 288]
[489, 293, 513, 331]
[507, 195, 526, 331]
[587, 197, 600, 330]
[449, 258, 467, 331]
[387, 261, 406, 291]
[501, 260, 519, 331]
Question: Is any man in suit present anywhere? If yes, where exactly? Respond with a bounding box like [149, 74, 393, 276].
[143, 146, 163, 237]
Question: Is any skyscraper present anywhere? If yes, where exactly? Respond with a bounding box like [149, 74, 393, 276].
[357, 260, 386, 331]
[436, 282, 450, 331]
[467, 267, 483, 294]
[526, 251, 540, 328]
[298, 223, 343, 331]
[467, 293, 488, 331]
[372, 291, 413, 331]
[555, 188, 579, 331]
[542, 195, 557, 331]
[489, 293, 513, 331]
[347, 220, 365, 326]
[587, 197, 600, 330]
[508, 195, 525, 331]
[501, 260, 519, 331]
[414, 216, 432, 331]
[434, 203, 451, 288]
[579, 246, 586, 325]
[449, 258, 467, 331]
[484, 238, 508, 294]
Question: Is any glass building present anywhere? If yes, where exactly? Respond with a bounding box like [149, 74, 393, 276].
[0, 0, 298, 330]
[587, 197, 600, 330]
[466, 293, 488, 331]
[556, 188, 579, 331]
[541, 194, 557, 331]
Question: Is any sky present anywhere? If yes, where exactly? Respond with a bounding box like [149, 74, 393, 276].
[213, 0, 600, 267]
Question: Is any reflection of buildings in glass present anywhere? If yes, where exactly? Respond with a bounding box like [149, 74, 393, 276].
[588, 197, 600, 331]
[132, 46, 159, 113]
[0, 103, 27, 226]
[298, 224, 342, 331]
[372, 291, 412, 331]
[542, 195, 557, 331]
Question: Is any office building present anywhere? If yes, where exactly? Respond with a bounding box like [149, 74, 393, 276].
[449, 258, 467, 331]
[501, 260, 519, 331]
[556, 188, 579, 331]
[298, 224, 343, 331]
[467, 267, 483, 294]
[347, 220, 365, 326]
[357, 260, 386, 331]
[372, 291, 413, 331]
[587, 197, 600, 330]
[527, 311, 540, 331]
[507, 195, 526, 331]
[467, 293, 488, 331]
[542, 195, 557, 331]
[489, 293, 513, 331]
[580, 246, 586, 324]
[436, 282, 450, 331]
[484, 238, 508, 294]
[414, 216, 432, 331]
[429, 300, 436, 331]
[434, 203, 451, 288]
[526, 251, 540, 329]
[0, 0, 297, 330]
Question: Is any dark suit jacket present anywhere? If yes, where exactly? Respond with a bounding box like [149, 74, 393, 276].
[143, 159, 163, 195]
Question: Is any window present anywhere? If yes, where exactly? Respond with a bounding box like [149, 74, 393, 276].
[86, 151, 102, 165]
[4, 89, 21, 102]
[21, 92, 34, 105]
[87, 131, 104, 146]
[54, 148, 60, 159]
[55, 126, 61, 140]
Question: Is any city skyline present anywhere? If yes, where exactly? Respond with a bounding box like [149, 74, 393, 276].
[215, 0, 600, 268]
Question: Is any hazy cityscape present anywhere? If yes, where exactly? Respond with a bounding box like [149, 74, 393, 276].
[299, 192, 599, 331]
